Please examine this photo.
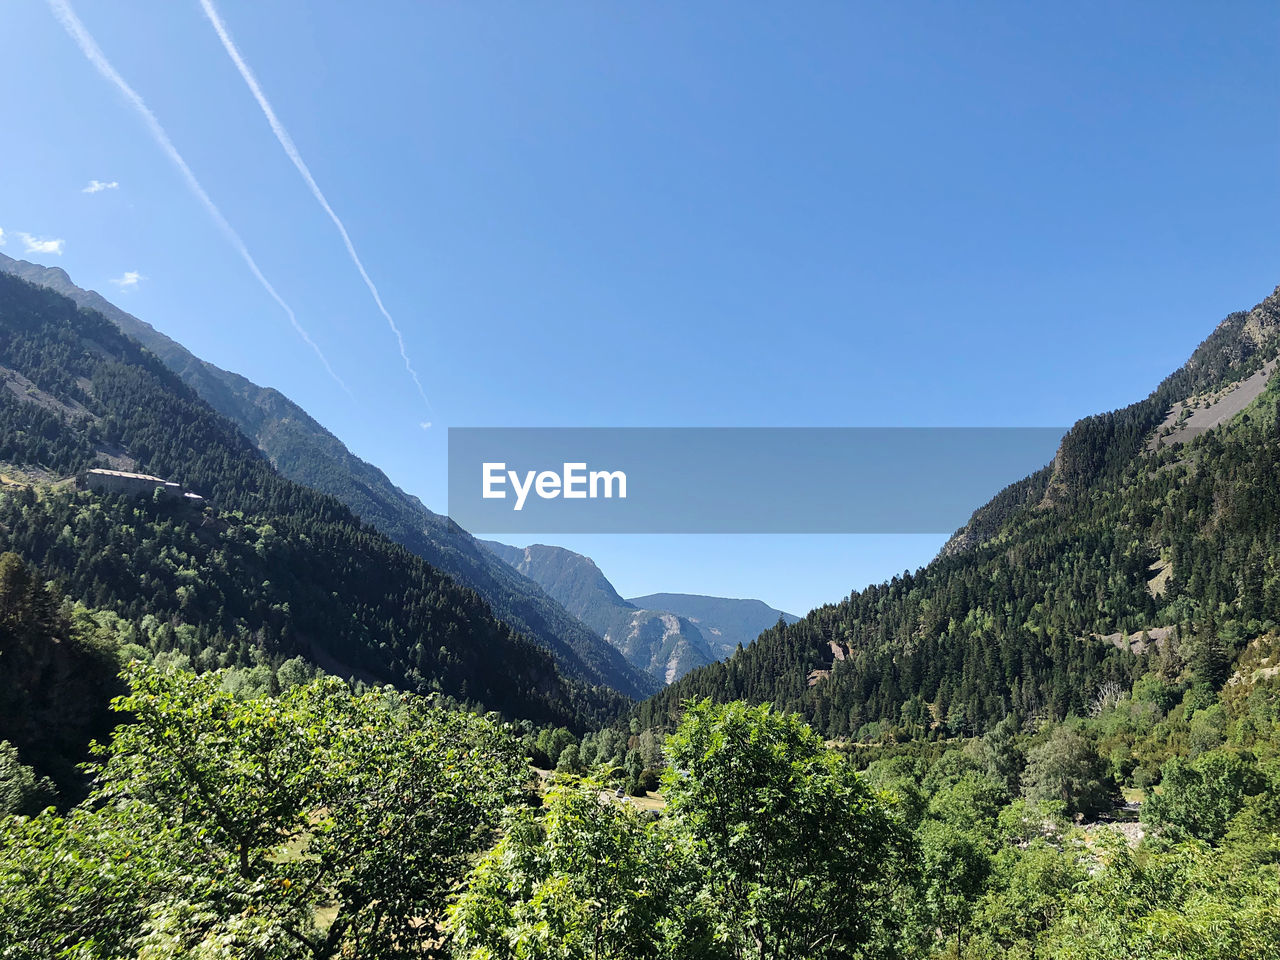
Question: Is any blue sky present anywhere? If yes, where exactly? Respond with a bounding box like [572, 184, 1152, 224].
[1, 1, 1277, 616]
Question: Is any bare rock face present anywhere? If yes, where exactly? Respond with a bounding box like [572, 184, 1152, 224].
[481, 540, 720, 684]
[483, 541, 798, 685]
[943, 284, 1280, 560]
[627, 593, 799, 660]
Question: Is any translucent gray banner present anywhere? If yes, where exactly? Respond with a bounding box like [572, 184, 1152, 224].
[447, 427, 1064, 534]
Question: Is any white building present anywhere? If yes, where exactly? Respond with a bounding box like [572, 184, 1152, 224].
[79, 468, 202, 503]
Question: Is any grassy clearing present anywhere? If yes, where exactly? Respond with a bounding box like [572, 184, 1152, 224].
[629, 791, 666, 813]
[1121, 786, 1146, 805]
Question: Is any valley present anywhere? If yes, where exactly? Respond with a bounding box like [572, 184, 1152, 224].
[4, 6, 1276, 956]
[0, 267, 1277, 959]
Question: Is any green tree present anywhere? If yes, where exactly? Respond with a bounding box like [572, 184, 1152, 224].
[0, 792, 192, 957]
[927, 771, 1007, 830]
[0, 664, 524, 958]
[1021, 725, 1118, 818]
[0, 741, 56, 816]
[1041, 837, 1280, 960]
[1143, 751, 1266, 843]
[536, 727, 578, 768]
[448, 785, 714, 960]
[663, 700, 901, 959]
[975, 714, 1024, 794]
[916, 820, 991, 958]
[970, 841, 1086, 957]
[1186, 705, 1227, 756]
[557, 743, 581, 774]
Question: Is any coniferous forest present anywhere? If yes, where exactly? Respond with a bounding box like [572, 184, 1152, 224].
[0, 274, 629, 737]
[1, 273, 1279, 957]
[639, 289, 1280, 740]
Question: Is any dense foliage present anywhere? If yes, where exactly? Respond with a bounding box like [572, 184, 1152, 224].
[0, 551, 122, 796]
[1, 664, 525, 958]
[458, 670, 1280, 960]
[660, 701, 902, 957]
[5, 668, 1278, 959]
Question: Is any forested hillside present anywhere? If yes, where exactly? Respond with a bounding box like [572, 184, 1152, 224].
[0, 253, 654, 701]
[0, 272, 620, 750]
[639, 286, 1280, 738]
[3, 272, 1279, 959]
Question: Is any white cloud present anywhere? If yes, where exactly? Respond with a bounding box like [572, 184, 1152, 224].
[19, 233, 65, 256]
[420, 421, 432, 430]
[110, 271, 142, 290]
[0, 227, 6, 246]
[82, 179, 119, 193]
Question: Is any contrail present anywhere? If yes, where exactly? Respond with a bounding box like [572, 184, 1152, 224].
[199, 0, 433, 415]
[46, 0, 350, 395]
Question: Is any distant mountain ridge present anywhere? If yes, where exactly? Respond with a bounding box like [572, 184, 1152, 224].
[0, 253, 655, 701]
[627, 593, 799, 658]
[481, 541, 796, 684]
[480, 541, 715, 683]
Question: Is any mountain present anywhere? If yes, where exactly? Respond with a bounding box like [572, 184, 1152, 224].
[0, 270, 626, 740]
[627, 593, 799, 659]
[638, 285, 1280, 737]
[0, 253, 654, 701]
[482, 542, 720, 684]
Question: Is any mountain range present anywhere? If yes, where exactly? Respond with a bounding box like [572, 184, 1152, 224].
[3, 248, 1278, 756]
[627, 593, 800, 657]
[0, 252, 659, 699]
[0, 268, 635, 752]
[481, 541, 797, 683]
[0, 252, 795, 693]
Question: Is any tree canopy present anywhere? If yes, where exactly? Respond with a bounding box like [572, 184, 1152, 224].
[0, 664, 525, 959]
